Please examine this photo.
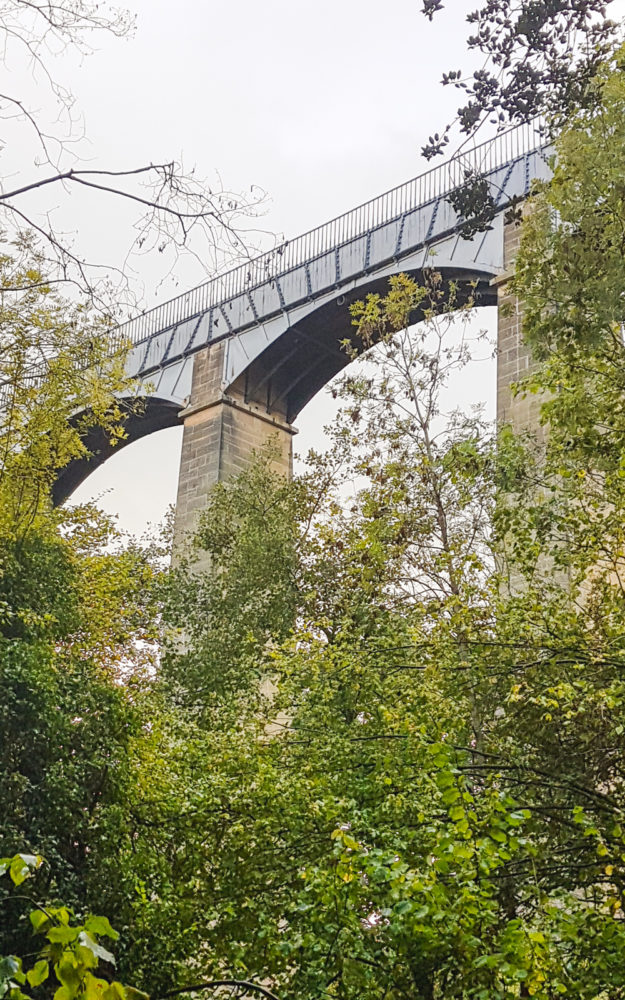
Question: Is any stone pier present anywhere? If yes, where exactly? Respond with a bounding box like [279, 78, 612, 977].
[495, 214, 540, 432]
[171, 215, 542, 557]
[173, 340, 295, 554]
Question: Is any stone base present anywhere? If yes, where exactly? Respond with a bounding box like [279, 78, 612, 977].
[495, 214, 542, 434]
[172, 342, 295, 557]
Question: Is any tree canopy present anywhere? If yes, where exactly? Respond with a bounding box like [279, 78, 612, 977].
[420, 0, 620, 157]
[4, 22, 625, 1000]
[0, 0, 265, 311]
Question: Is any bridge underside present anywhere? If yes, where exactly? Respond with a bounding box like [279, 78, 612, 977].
[52, 397, 181, 507]
[54, 266, 497, 511]
[50, 137, 549, 523]
[171, 265, 500, 551]
[234, 270, 496, 423]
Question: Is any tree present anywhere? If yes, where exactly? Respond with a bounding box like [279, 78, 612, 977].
[0, 498, 160, 963]
[121, 49, 625, 991]
[0, 853, 283, 1000]
[506, 37, 625, 584]
[420, 0, 619, 158]
[0, 243, 163, 963]
[160, 453, 301, 722]
[0, 853, 140, 1000]
[420, 1, 621, 239]
[0, 238, 133, 537]
[0, 0, 265, 312]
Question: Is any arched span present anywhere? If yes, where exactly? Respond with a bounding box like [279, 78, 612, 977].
[56, 263, 496, 506]
[225, 266, 497, 424]
[53, 396, 181, 507]
[53, 268, 496, 504]
[54, 127, 553, 502]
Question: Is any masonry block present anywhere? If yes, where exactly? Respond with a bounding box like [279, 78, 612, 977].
[172, 341, 296, 558]
[495, 214, 541, 433]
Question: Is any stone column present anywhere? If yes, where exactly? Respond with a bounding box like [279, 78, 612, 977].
[494, 214, 540, 432]
[172, 341, 296, 556]
[494, 213, 562, 593]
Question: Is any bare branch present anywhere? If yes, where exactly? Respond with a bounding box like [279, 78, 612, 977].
[0, 0, 270, 316]
[155, 982, 281, 1000]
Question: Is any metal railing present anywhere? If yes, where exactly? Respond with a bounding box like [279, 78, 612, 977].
[119, 121, 547, 348]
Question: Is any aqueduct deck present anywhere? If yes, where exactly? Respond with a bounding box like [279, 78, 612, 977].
[50, 123, 550, 540]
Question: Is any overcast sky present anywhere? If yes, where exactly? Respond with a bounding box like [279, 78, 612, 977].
[41, 0, 617, 536]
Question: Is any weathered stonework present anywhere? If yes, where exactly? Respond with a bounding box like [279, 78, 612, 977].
[494, 214, 540, 432]
[172, 341, 295, 556]
[172, 216, 540, 562]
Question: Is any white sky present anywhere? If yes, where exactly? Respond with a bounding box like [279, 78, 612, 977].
[15, 0, 620, 536]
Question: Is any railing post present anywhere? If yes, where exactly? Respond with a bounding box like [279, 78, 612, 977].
[115, 122, 545, 355]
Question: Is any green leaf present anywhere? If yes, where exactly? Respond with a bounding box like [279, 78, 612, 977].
[77, 932, 116, 967]
[341, 834, 360, 851]
[103, 982, 126, 1000]
[393, 899, 412, 915]
[48, 926, 79, 946]
[30, 910, 51, 934]
[75, 947, 99, 972]
[84, 975, 107, 1000]
[56, 957, 81, 996]
[83, 917, 119, 942]
[9, 854, 41, 887]
[489, 828, 507, 844]
[26, 962, 49, 988]
[0, 958, 24, 986]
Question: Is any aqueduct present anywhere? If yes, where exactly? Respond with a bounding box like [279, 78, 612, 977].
[51, 124, 550, 543]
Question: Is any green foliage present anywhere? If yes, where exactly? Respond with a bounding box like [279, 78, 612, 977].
[515, 42, 625, 360]
[160, 450, 301, 716]
[421, 0, 617, 151]
[0, 533, 79, 640]
[0, 248, 161, 971]
[0, 854, 144, 1000]
[507, 41, 625, 580]
[0, 239, 133, 538]
[420, 1, 619, 238]
[10, 43, 625, 1000]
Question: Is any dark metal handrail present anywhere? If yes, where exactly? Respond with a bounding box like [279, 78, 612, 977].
[118, 121, 546, 348]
